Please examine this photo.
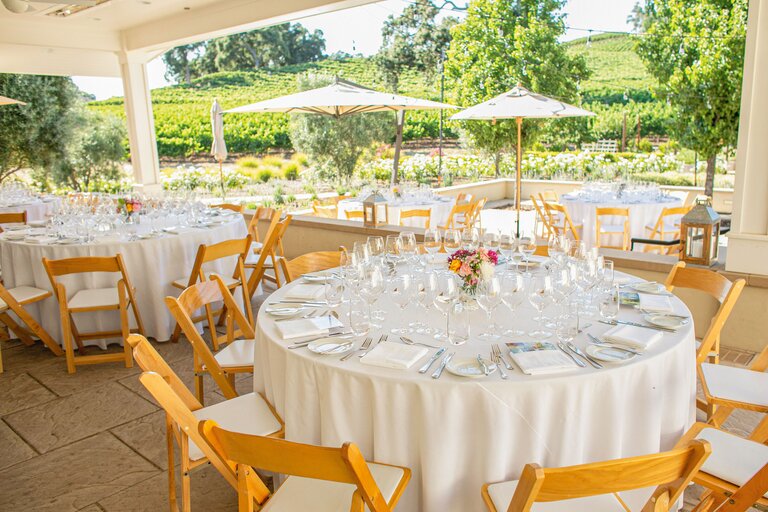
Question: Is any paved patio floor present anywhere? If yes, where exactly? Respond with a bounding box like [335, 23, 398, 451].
[0, 335, 761, 511]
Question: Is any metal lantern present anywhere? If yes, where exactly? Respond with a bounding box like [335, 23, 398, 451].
[362, 192, 388, 228]
[680, 198, 721, 266]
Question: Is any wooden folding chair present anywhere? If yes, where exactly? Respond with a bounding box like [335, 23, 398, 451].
[42, 254, 145, 374]
[170, 235, 253, 347]
[456, 192, 473, 204]
[345, 209, 365, 220]
[437, 201, 474, 231]
[0, 211, 27, 229]
[544, 201, 582, 241]
[166, 274, 256, 404]
[201, 419, 411, 512]
[539, 190, 559, 202]
[644, 206, 692, 254]
[675, 422, 768, 512]
[397, 208, 430, 229]
[0, 282, 62, 372]
[279, 250, 344, 284]
[133, 359, 282, 512]
[482, 440, 710, 512]
[244, 208, 284, 288]
[212, 203, 245, 214]
[530, 195, 554, 238]
[312, 201, 338, 219]
[595, 207, 630, 250]
[467, 197, 487, 229]
[245, 214, 293, 298]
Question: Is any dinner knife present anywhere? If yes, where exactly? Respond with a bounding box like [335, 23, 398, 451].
[599, 319, 676, 333]
[431, 352, 455, 379]
[557, 342, 586, 367]
[566, 342, 603, 369]
[418, 348, 446, 374]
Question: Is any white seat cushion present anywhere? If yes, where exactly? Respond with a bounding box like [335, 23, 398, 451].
[208, 339, 254, 369]
[486, 480, 653, 511]
[2, 285, 49, 308]
[599, 225, 626, 234]
[696, 427, 768, 498]
[700, 363, 768, 407]
[262, 462, 405, 512]
[645, 221, 679, 232]
[68, 288, 120, 309]
[189, 392, 281, 461]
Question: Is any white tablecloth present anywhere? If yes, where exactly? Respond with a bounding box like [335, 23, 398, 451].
[0, 217, 248, 346]
[559, 196, 682, 248]
[0, 197, 59, 223]
[254, 264, 696, 512]
[337, 197, 455, 228]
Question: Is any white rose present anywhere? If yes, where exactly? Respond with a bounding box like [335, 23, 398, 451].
[479, 261, 495, 282]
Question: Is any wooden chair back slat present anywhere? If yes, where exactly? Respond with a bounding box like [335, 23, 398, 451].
[544, 202, 580, 241]
[312, 202, 338, 219]
[280, 250, 343, 284]
[246, 215, 292, 295]
[212, 203, 245, 214]
[247, 207, 278, 243]
[43, 255, 122, 276]
[595, 207, 630, 250]
[530, 195, 554, 237]
[399, 209, 431, 229]
[0, 212, 26, 225]
[200, 236, 251, 266]
[345, 210, 364, 220]
[440, 202, 474, 230]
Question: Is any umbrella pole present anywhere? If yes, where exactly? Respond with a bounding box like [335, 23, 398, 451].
[516, 116, 522, 238]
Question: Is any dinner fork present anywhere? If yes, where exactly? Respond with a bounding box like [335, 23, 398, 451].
[341, 335, 372, 361]
[360, 334, 387, 358]
[492, 343, 513, 371]
[491, 345, 508, 379]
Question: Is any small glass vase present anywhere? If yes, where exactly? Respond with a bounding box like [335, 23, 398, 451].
[125, 212, 136, 224]
[459, 287, 480, 310]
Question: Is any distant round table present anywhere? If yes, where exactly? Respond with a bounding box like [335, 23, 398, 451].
[337, 197, 455, 228]
[559, 195, 682, 248]
[0, 197, 59, 223]
[253, 261, 696, 512]
[0, 216, 247, 346]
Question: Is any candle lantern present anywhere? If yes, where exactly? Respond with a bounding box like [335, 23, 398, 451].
[362, 192, 388, 228]
[680, 198, 721, 266]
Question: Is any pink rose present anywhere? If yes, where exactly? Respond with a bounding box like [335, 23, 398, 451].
[458, 262, 472, 277]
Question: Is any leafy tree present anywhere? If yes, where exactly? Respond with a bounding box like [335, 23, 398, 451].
[163, 43, 204, 84]
[627, 2, 648, 33]
[289, 75, 389, 183]
[52, 110, 127, 191]
[0, 74, 80, 183]
[444, 0, 589, 176]
[636, 0, 747, 197]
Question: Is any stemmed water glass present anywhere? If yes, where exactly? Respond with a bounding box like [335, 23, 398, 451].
[385, 235, 402, 266]
[499, 233, 516, 268]
[353, 241, 371, 265]
[476, 276, 503, 339]
[412, 272, 438, 334]
[483, 230, 500, 254]
[528, 274, 553, 338]
[519, 233, 536, 271]
[500, 271, 526, 336]
[367, 236, 385, 263]
[423, 228, 442, 265]
[358, 264, 386, 329]
[442, 229, 461, 254]
[461, 227, 480, 251]
[388, 274, 414, 334]
[433, 272, 460, 341]
[399, 231, 418, 263]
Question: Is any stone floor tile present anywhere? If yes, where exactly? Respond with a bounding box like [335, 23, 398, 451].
[28, 351, 141, 397]
[0, 432, 159, 512]
[77, 505, 106, 512]
[0, 371, 57, 416]
[0, 342, 63, 375]
[150, 339, 194, 365]
[0, 419, 37, 471]
[111, 410, 173, 470]
[4, 381, 157, 453]
[98, 463, 235, 512]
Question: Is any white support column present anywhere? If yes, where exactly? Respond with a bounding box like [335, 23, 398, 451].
[119, 54, 161, 189]
[725, 0, 768, 275]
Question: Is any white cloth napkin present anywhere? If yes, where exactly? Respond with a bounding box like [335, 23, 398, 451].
[284, 284, 325, 301]
[360, 341, 428, 370]
[639, 293, 673, 313]
[24, 236, 57, 245]
[164, 227, 197, 235]
[275, 316, 343, 340]
[509, 350, 578, 375]
[603, 325, 662, 350]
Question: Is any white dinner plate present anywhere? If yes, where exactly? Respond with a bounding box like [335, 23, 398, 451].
[56, 238, 80, 245]
[265, 306, 305, 317]
[586, 345, 636, 363]
[2, 232, 27, 240]
[3, 224, 28, 231]
[643, 314, 687, 330]
[303, 271, 336, 284]
[631, 282, 666, 294]
[306, 338, 353, 355]
[446, 357, 497, 378]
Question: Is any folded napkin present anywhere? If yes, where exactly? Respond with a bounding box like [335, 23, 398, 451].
[603, 324, 662, 350]
[360, 341, 427, 370]
[164, 227, 197, 235]
[509, 350, 578, 375]
[275, 315, 343, 340]
[638, 293, 673, 313]
[284, 284, 325, 301]
[24, 236, 57, 245]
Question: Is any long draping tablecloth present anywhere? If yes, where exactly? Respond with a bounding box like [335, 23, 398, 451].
[559, 195, 682, 248]
[337, 196, 455, 228]
[254, 264, 696, 512]
[0, 217, 248, 347]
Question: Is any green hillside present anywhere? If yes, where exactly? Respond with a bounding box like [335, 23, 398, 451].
[89, 34, 664, 158]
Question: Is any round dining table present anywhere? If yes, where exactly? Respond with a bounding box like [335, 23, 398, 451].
[253, 260, 696, 512]
[0, 196, 60, 223]
[559, 194, 682, 249]
[0, 213, 248, 347]
[337, 196, 455, 228]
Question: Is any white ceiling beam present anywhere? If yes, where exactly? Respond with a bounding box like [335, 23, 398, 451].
[122, 0, 379, 52]
[0, 19, 122, 52]
[0, 43, 121, 77]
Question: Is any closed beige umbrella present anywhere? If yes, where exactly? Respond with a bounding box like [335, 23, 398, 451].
[210, 99, 227, 198]
[0, 95, 26, 106]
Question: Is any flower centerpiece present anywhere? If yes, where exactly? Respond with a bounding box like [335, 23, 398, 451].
[117, 197, 142, 222]
[391, 186, 402, 199]
[447, 248, 498, 295]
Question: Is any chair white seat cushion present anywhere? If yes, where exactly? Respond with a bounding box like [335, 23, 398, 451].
[700, 363, 768, 407]
[262, 462, 405, 512]
[486, 480, 653, 511]
[696, 427, 768, 498]
[0, 286, 50, 308]
[189, 392, 281, 461]
[645, 221, 680, 232]
[204, 339, 254, 369]
[171, 275, 241, 289]
[599, 224, 626, 234]
[68, 287, 120, 309]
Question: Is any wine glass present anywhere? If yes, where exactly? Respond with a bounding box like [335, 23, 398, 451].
[388, 274, 413, 334]
[461, 227, 480, 250]
[499, 233, 516, 268]
[358, 264, 386, 328]
[433, 272, 460, 341]
[367, 236, 385, 263]
[413, 272, 438, 334]
[519, 233, 536, 270]
[476, 276, 503, 339]
[483, 230, 501, 254]
[528, 275, 553, 338]
[500, 271, 526, 336]
[556, 303, 580, 345]
[324, 276, 345, 308]
[599, 285, 620, 321]
[447, 301, 470, 346]
[385, 235, 402, 266]
[443, 229, 461, 254]
[399, 231, 418, 263]
[423, 228, 442, 265]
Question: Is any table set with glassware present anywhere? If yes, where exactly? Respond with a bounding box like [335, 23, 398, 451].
[0, 195, 248, 345]
[0, 182, 60, 222]
[559, 183, 683, 248]
[253, 233, 696, 512]
[337, 185, 455, 227]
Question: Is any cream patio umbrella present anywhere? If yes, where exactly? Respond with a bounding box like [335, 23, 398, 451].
[0, 95, 26, 106]
[451, 84, 595, 236]
[225, 78, 457, 183]
[210, 99, 227, 198]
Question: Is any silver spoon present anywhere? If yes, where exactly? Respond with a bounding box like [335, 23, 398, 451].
[400, 336, 439, 349]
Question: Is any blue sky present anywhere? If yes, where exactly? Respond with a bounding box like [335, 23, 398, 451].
[73, 0, 637, 100]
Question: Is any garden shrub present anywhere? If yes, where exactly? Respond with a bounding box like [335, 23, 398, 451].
[257, 169, 273, 183]
[283, 163, 299, 180]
